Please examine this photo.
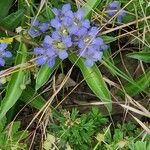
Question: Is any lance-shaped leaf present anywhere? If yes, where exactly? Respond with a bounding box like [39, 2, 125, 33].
[20, 86, 46, 110]
[127, 52, 150, 63]
[123, 68, 150, 96]
[35, 59, 61, 90]
[0, 9, 25, 30]
[0, 43, 28, 120]
[0, 0, 13, 18]
[69, 53, 112, 112]
[82, 0, 101, 18]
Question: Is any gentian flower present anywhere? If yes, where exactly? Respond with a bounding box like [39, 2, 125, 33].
[68, 9, 90, 36]
[0, 43, 12, 66]
[43, 31, 72, 60]
[34, 46, 57, 68]
[107, 1, 126, 23]
[28, 18, 49, 38]
[80, 47, 103, 67]
[78, 27, 108, 67]
[50, 3, 74, 29]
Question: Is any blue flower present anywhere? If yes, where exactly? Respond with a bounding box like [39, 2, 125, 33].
[34, 46, 57, 68]
[68, 9, 90, 36]
[51, 3, 74, 28]
[51, 5, 90, 37]
[52, 4, 74, 20]
[28, 18, 49, 38]
[77, 27, 108, 67]
[107, 1, 126, 23]
[43, 31, 72, 60]
[80, 46, 103, 67]
[0, 43, 12, 66]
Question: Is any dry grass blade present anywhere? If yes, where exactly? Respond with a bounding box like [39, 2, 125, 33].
[131, 114, 150, 134]
[120, 104, 150, 118]
[126, 95, 150, 117]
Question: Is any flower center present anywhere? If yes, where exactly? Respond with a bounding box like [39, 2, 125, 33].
[53, 40, 65, 50]
[84, 37, 91, 44]
[74, 18, 81, 26]
[59, 26, 68, 36]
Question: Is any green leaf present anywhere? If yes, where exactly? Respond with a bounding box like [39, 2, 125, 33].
[123, 68, 150, 96]
[82, 0, 101, 18]
[0, 9, 25, 30]
[0, 117, 6, 132]
[0, 43, 27, 121]
[103, 58, 134, 84]
[35, 59, 61, 90]
[69, 53, 112, 112]
[0, 0, 13, 18]
[20, 86, 46, 109]
[127, 52, 150, 63]
[11, 121, 21, 135]
[101, 36, 116, 44]
[133, 141, 147, 150]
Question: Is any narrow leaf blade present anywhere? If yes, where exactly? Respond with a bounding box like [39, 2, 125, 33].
[35, 59, 61, 90]
[69, 54, 112, 112]
[0, 43, 27, 120]
[127, 52, 150, 63]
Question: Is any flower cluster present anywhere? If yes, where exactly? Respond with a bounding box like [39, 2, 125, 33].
[107, 1, 126, 23]
[0, 43, 12, 66]
[33, 4, 109, 67]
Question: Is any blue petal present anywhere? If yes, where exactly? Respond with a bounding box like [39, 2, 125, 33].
[101, 44, 109, 50]
[50, 18, 61, 29]
[109, 1, 120, 9]
[2, 51, 12, 58]
[36, 56, 47, 65]
[47, 48, 56, 57]
[78, 40, 85, 49]
[65, 10, 74, 18]
[52, 8, 60, 16]
[89, 27, 99, 36]
[58, 51, 68, 60]
[92, 37, 104, 46]
[92, 50, 102, 61]
[62, 16, 73, 26]
[47, 59, 55, 68]
[119, 10, 126, 17]
[79, 49, 87, 57]
[34, 48, 45, 54]
[0, 58, 5, 66]
[75, 9, 85, 20]
[107, 10, 116, 16]
[117, 15, 123, 23]
[52, 31, 61, 40]
[62, 4, 71, 13]
[69, 25, 78, 34]
[82, 20, 90, 28]
[84, 59, 94, 67]
[28, 28, 41, 38]
[62, 37, 72, 47]
[31, 18, 40, 26]
[39, 23, 49, 32]
[77, 27, 87, 37]
[44, 35, 53, 45]
[0, 43, 8, 51]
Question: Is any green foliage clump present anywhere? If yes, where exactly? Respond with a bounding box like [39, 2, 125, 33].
[96, 122, 150, 150]
[0, 117, 28, 150]
[49, 107, 108, 150]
